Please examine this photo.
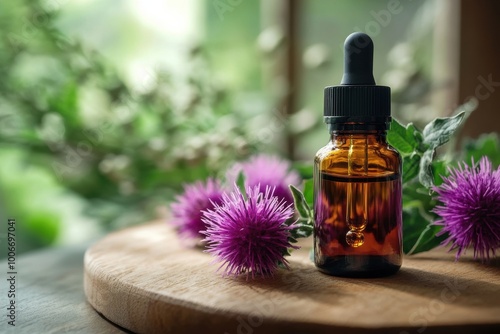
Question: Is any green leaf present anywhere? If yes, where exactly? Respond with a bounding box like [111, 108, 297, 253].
[282, 248, 292, 258]
[408, 224, 447, 255]
[288, 184, 314, 241]
[388, 118, 420, 155]
[403, 205, 444, 255]
[303, 179, 314, 208]
[402, 182, 438, 214]
[418, 149, 435, 188]
[422, 111, 466, 149]
[431, 160, 449, 186]
[289, 185, 311, 218]
[402, 153, 421, 183]
[289, 220, 314, 239]
[403, 207, 426, 254]
[236, 171, 247, 200]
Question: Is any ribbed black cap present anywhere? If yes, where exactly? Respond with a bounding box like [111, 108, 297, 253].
[324, 32, 391, 131]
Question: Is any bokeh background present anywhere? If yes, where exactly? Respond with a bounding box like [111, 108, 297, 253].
[1, 0, 499, 256]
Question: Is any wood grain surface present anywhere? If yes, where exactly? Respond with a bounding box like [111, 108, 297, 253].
[84, 222, 500, 334]
[0, 244, 126, 334]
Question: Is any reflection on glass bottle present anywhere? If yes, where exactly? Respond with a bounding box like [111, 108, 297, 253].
[345, 181, 368, 247]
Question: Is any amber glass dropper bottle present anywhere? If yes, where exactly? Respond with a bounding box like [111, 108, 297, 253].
[313, 32, 403, 278]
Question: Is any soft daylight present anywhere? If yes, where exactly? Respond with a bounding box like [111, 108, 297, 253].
[1, 1, 499, 333]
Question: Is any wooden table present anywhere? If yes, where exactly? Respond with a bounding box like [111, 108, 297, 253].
[0, 244, 126, 333]
[84, 223, 500, 334]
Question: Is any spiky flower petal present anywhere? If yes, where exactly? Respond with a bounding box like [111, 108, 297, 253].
[202, 185, 297, 278]
[432, 157, 500, 261]
[170, 179, 225, 239]
[226, 154, 300, 207]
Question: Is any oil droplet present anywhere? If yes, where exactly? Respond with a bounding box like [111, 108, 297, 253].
[346, 230, 364, 247]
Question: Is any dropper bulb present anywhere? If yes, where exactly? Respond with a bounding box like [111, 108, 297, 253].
[340, 32, 376, 85]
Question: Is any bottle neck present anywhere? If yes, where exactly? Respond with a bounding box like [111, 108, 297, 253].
[325, 118, 391, 133]
[330, 130, 388, 145]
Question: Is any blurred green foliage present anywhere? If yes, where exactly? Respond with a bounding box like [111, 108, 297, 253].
[1, 0, 497, 257]
[462, 133, 500, 169]
[0, 1, 265, 254]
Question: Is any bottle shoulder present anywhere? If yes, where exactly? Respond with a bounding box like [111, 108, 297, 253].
[315, 141, 401, 176]
[315, 143, 334, 161]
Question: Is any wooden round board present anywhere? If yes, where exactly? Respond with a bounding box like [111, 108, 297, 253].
[84, 222, 500, 334]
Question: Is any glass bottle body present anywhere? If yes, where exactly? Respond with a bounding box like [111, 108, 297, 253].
[313, 131, 403, 277]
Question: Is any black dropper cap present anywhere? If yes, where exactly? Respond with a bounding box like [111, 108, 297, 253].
[324, 32, 391, 131]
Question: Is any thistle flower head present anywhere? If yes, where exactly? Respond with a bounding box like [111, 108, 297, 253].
[227, 154, 300, 207]
[432, 157, 500, 262]
[202, 185, 297, 278]
[170, 178, 225, 239]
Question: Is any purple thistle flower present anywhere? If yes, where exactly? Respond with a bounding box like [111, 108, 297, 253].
[226, 154, 300, 207]
[170, 178, 225, 239]
[432, 157, 500, 262]
[202, 185, 298, 278]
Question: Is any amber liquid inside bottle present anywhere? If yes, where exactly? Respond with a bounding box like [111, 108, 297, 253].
[314, 131, 402, 278]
